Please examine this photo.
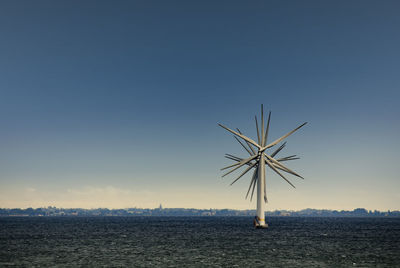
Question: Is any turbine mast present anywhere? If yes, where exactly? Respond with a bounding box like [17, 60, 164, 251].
[257, 151, 266, 227]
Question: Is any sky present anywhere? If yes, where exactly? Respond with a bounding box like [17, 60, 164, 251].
[0, 0, 399, 211]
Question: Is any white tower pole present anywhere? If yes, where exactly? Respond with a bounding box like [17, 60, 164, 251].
[256, 152, 266, 227]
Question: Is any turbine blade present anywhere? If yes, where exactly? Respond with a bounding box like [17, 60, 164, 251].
[221, 154, 258, 177]
[265, 122, 307, 149]
[261, 105, 264, 147]
[250, 174, 257, 201]
[221, 161, 241, 171]
[230, 162, 258, 185]
[225, 156, 256, 168]
[255, 116, 261, 145]
[225, 155, 241, 162]
[266, 153, 302, 177]
[278, 157, 300, 162]
[277, 155, 299, 162]
[246, 167, 258, 199]
[221, 154, 246, 170]
[270, 142, 286, 158]
[225, 154, 243, 161]
[234, 136, 252, 156]
[263, 111, 271, 147]
[265, 160, 296, 188]
[218, 123, 261, 149]
[265, 154, 304, 179]
[271, 162, 304, 179]
[236, 128, 256, 154]
[277, 154, 296, 160]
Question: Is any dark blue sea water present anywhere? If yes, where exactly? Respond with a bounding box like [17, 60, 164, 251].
[0, 217, 399, 267]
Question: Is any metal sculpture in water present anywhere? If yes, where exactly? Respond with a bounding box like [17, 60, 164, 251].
[218, 105, 307, 228]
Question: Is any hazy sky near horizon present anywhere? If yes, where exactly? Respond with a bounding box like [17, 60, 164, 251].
[0, 0, 399, 210]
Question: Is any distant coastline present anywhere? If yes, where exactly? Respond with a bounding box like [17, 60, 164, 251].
[0, 207, 399, 217]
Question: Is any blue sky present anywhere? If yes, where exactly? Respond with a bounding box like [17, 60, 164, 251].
[0, 0, 399, 210]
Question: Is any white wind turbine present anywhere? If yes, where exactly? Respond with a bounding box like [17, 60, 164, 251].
[218, 105, 307, 228]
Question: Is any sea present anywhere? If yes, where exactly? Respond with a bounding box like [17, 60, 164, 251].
[0, 216, 399, 267]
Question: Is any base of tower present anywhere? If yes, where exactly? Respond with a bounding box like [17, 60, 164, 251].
[253, 217, 268, 229]
[255, 224, 268, 229]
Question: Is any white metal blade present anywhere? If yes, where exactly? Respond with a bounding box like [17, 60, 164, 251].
[278, 158, 300, 162]
[250, 174, 257, 201]
[271, 161, 303, 179]
[255, 116, 261, 145]
[234, 136, 252, 156]
[218, 123, 261, 149]
[221, 154, 258, 177]
[230, 161, 258, 185]
[246, 167, 258, 199]
[236, 128, 256, 154]
[265, 154, 304, 179]
[225, 155, 256, 168]
[265, 159, 296, 188]
[277, 155, 299, 162]
[271, 142, 286, 157]
[225, 155, 242, 162]
[225, 154, 243, 161]
[221, 161, 241, 171]
[264, 122, 307, 149]
[225, 154, 256, 166]
[261, 104, 264, 147]
[263, 111, 271, 147]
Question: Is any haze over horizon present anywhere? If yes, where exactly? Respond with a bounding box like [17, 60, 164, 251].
[0, 1, 399, 211]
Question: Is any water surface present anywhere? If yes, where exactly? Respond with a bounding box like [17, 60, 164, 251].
[1, 217, 399, 267]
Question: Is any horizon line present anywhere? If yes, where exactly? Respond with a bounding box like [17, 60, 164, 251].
[1, 206, 398, 212]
